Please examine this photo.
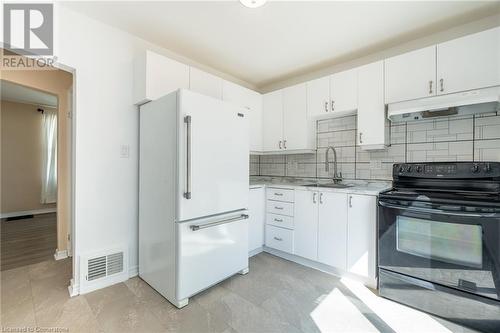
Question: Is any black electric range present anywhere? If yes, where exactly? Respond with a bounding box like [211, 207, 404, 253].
[378, 162, 500, 333]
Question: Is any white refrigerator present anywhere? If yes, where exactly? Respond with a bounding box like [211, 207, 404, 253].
[139, 89, 249, 308]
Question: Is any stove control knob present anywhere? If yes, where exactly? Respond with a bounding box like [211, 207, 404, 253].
[407, 166, 412, 172]
[416, 166, 422, 173]
[399, 166, 405, 173]
[471, 164, 480, 173]
[484, 163, 492, 173]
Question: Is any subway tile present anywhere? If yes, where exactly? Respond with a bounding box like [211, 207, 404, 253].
[474, 139, 500, 162]
[317, 130, 356, 148]
[260, 155, 285, 164]
[357, 144, 405, 163]
[260, 163, 285, 176]
[287, 162, 317, 177]
[317, 163, 355, 180]
[407, 117, 473, 143]
[407, 141, 473, 162]
[356, 162, 393, 180]
[250, 163, 260, 176]
[286, 153, 317, 164]
[475, 114, 500, 140]
[317, 115, 356, 132]
[250, 155, 260, 163]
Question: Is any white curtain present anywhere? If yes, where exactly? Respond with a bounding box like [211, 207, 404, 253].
[41, 109, 57, 204]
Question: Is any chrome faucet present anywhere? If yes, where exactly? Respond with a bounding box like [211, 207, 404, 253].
[325, 146, 342, 183]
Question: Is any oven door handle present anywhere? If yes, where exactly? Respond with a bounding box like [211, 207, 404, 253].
[378, 200, 499, 218]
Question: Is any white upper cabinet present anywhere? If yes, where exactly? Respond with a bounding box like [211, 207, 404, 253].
[262, 90, 284, 151]
[134, 50, 189, 105]
[437, 27, 500, 95]
[307, 76, 331, 117]
[357, 61, 386, 149]
[318, 192, 348, 270]
[385, 46, 437, 104]
[347, 194, 377, 281]
[330, 69, 358, 113]
[293, 190, 319, 261]
[189, 67, 223, 100]
[222, 80, 263, 152]
[283, 83, 312, 150]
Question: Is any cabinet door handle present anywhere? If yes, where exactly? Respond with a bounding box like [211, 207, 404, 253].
[274, 218, 283, 223]
[440, 78, 444, 92]
[274, 206, 283, 210]
[331, 100, 335, 112]
[279, 140, 282, 149]
[319, 193, 323, 204]
[324, 101, 329, 113]
[274, 237, 283, 241]
[274, 192, 283, 196]
[349, 195, 353, 208]
[429, 80, 433, 94]
[313, 192, 317, 204]
[359, 132, 363, 144]
[283, 140, 287, 149]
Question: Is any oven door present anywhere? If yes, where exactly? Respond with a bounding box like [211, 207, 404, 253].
[378, 198, 500, 301]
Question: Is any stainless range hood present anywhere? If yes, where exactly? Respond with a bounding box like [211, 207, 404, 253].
[388, 86, 500, 122]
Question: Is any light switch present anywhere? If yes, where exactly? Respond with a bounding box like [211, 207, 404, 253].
[120, 144, 130, 158]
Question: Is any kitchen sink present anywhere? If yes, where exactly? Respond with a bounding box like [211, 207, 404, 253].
[304, 183, 353, 189]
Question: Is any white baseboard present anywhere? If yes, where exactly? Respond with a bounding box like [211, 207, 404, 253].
[263, 246, 377, 289]
[1, 208, 57, 219]
[129, 265, 138, 278]
[68, 278, 79, 297]
[249, 246, 264, 257]
[54, 249, 69, 260]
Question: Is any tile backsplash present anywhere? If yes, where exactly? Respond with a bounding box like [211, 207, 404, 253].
[250, 112, 500, 181]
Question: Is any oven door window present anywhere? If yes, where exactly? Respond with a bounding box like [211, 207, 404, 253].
[396, 216, 483, 268]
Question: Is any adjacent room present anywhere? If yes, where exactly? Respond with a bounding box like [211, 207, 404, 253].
[1, 1, 499, 333]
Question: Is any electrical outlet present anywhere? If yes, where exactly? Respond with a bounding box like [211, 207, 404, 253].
[120, 144, 130, 158]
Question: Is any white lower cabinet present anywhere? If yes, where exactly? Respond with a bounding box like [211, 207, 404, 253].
[318, 192, 348, 269]
[248, 187, 265, 253]
[293, 190, 319, 261]
[347, 194, 377, 280]
[263, 188, 377, 283]
[266, 225, 294, 253]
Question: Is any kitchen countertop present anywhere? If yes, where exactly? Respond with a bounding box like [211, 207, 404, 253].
[249, 176, 392, 195]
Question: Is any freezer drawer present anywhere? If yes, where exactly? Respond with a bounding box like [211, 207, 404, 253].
[176, 212, 248, 300]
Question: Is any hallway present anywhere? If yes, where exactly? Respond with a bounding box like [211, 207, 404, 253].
[1, 213, 57, 271]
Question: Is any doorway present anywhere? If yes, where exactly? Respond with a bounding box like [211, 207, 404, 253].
[1, 66, 73, 272]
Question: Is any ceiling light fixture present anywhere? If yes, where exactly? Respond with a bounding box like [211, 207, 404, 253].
[240, 0, 267, 9]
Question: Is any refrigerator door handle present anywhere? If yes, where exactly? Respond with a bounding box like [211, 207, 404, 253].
[190, 214, 249, 231]
[184, 115, 192, 199]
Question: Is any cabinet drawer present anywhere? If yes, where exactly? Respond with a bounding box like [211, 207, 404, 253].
[265, 225, 293, 253]
[266, 188, 294, 203]
[266, 213, 294, 230]
[267, 201, 294, 216]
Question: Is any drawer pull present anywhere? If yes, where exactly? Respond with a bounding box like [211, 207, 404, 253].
[274, 206, 283, 210]
[274, 193, 283, 196]
[274, 218, 283, 222]
[273, 237, 283, 241]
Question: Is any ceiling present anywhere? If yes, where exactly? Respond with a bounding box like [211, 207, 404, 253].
[1, 80, 58, 107]
[63, 1, 500, 89]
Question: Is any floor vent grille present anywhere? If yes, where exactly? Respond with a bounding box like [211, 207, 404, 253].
[86, 252, 124, 281]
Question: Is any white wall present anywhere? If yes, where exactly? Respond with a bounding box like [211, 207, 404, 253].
[53, 4, 191, 291]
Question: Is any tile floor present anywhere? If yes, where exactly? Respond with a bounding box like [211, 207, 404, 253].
[0, 253, 479, 333]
